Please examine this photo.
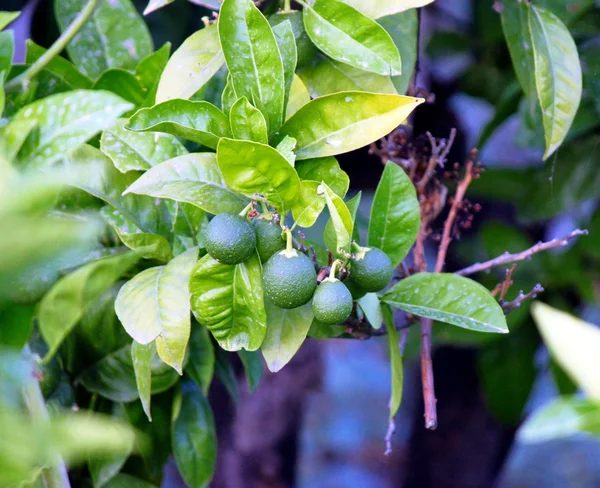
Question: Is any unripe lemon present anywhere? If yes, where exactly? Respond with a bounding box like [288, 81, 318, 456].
[350, 247, 393, 292]
[263, 249, 317, 309]
[343, 276, 367, 300]
[312, 279, 353, 325]
[204, 213, 256, 265]
[253, 219, 285, 263]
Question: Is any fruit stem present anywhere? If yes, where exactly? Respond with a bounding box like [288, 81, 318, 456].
[284, 228, 294, 252]
[351, 241, 362, 253]
[284, 0, 291, 11]
[329, 259, 342, 280]
[239, 202, 254, 218]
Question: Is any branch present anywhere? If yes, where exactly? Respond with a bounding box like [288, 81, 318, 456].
[434, 160, 474, 273]
[6, 0, 101, 91]
[417, 129, 457, 193]
[502, 284, 544, 314]
[455, 229, 588, 276]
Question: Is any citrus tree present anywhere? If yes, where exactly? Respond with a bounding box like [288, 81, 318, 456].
[0, 0, 592, 486]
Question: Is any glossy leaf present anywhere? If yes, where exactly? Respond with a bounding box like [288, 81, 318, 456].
[92, 69, 146, 108]
[185, 325, 215, 395]
[135, 43, 171, 105]
[115, 248, 198, 373]
[221, 74, 238, 116]
[143, 0, 174, 15]
[55, 0, 153, 79]
[531, 302, 600, 402]
[101, 119, 187, 173]
[292, 180, 326, 228]
[529, 5, 582, 159]
[383, 304, 403, 418]
[286, 74, 311, 120]
[273, 92, 423, 160]
[358, 293, 383, 330]
[341, 0, 433, 18]
[78, 344, 179, 402]
[25, 40, 92, 89]
[302, 0, 402, 76]
[272, 20, 298, 116]
[11, 90, 132, 167]
[298, 53, 397, 97]
[368, 162, 420, 267]
[324, 191, 360, 252]
[262, 300, 313, 372]
[229, 97, 269, 144]
[38, 252, 140, 360]
[0, 11, 19, 30]
[190, 253, 267, 352]
[214, 348, 239, 404]
[131, 341, 155, 421]
[123, 153, 247, 215]
[127, 100, 231, 149]
[238, 350, 263, 392]
[156, 24, 224, 103]
[275, 135, 297, 165]
[380, 9, 418, 95]
[218, 0, 285, 132]
[172, 382, 217, 488]
[217, 138, 302, 213]
[519, 397, 600, 443]
[269, 10, 317, 67]
[320, 182, 353, 253]
[383, 273, 509, 334]
[100, 207, 173, 262]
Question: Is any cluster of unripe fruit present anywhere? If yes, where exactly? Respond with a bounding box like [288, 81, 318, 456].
[204, 212, 394, 325]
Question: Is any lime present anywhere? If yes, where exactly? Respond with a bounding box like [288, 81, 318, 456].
[204, 213, 256, 265]
[263, 249, 317, 309]
[312, 279, 353, 325]
[350, 247, 393, 292]
[254, 219, 285, 263]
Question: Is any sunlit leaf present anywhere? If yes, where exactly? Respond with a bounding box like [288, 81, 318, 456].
[340, 0, 433, 18]
[229, 97, 268, 144]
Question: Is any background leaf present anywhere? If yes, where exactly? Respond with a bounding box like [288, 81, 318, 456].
[25, 40, 92, 89]
[185, 325, 215, 395]
[272, 20, 298, 117]
[273, 92, 423, 159]
[383, 273, 509, 334]
[340, 0, 433, 18]
[261, 300, 313, 372]
[238, 350, 263, 392]
[55, 0, 153, 79]
[190, 253, 267, 351]
[368, 162, 420, 267]
[382, 304, 403, 418]
[131, 341, 155, 421]
[156, 24, 224, 104]
[357, 293, 383, 329]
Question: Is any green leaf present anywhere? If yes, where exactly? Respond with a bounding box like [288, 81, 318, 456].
[38, 251, 140, 360]
[229, 97, 269, 144]
[55, 0, 153, 79]
[156, 24, 224, 104]
[190, 253, 267, 352]
[272, 20, 298, 117]
[11, 90, 132, 167]
[383, 273, 508, 334]
[172, 382, 217, 488]
[531, 302, 600, 402]
[135, 43, 171, 106]
[143, 0, 175, 15]
[292, 180, 326, 228]
[261, 300, 313, 372]
[115, 248, 198, 373]
[320, 182, 353, 253]
[519, 397, 600, 443]
[302, 0, 402, 76]
[0, 303, 34, 349]
[0, 30, 13, 115]
[131, 341, 156, 421]
[269, 10, 317, 67]
[100, 207, 173, 262]
[357, 293, 383, 329]
[217, 138, 302, 213]
[65, 145, 174, 236]
[340, 0, 433, 18]
[25, 40, 92, 89]
[382, 304, 403, 418]
[101, 119, 187, 173]
[379, 9, 418, 95]
[218, 0, 285, 132]
[170, 202, 206, 253]
[186, 325, 215, 395]
[123, 152, 247, 215]
[298, 53, 397, 97]
[78, 344, 179, 402]
[529, 5, 582, 159]
[368, 162, 420, 267]
[0, 11, 19, 30]
[273, 92, 423, 160]
[297, 157, 349, 196]
[214, 348, 239, 404]
[103, 474, 157, 488]
[275, 135, 297, 165]
[324, 191, 360, 253]
[92, 69, 146, 109]
[286, 74, 311, 120]
[221, 74, 238, 116]
[127, 100, 231, 149]
[238, 350, 263, 392]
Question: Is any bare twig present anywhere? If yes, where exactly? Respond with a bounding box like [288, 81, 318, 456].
[418, 129, 457, 193]
[455, 229, 588, 276]
[434, 161, 474, 273]
[502, 284, 544, 314]
[491, 264, 517, 300]
[384, 416, 396, 456]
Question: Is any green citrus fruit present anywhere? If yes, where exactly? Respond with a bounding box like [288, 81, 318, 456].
[263, 249, 317, 309]
[312, 279, 353, 325]
[204, 213, 256, 265]
[350, 247, 393, 292]
[343, 276, 367, 300]
[254, 219, 285, 263]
